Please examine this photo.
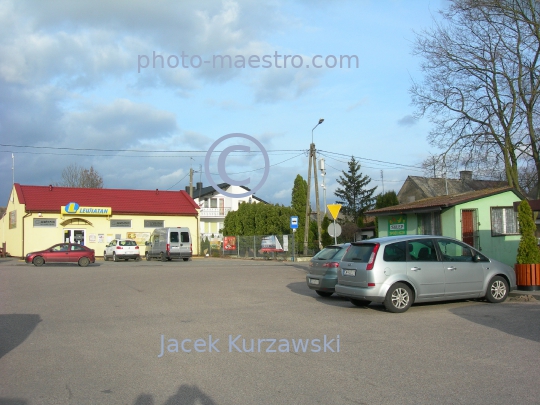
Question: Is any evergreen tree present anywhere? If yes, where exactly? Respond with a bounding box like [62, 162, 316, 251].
[516, 200, 540, 264]
[375, 191, 399, 209]
[291, 174, 308, 252]
[334, 157, 376, 224]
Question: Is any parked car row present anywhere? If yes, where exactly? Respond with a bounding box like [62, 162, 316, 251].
[25, 227, 193, 267]
[306, 235, 517, 313]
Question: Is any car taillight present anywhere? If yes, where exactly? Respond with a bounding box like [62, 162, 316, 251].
[323, 262, 340, 268]
[135, 246, 139, 250]
[166, 243, 170, 252]
[366, 243, 380, 270]
[190, 243, 192, 252]
[368, 283, 375, 287]
[116, 246, 123, 250]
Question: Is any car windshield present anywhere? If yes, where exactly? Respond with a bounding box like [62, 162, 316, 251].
[119, 240, 137, 246]
[313, 246, 344, 260]
[342, 244, 375, 262]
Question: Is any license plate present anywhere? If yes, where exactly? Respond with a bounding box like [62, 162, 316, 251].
[343, 269, 356, 276]
[309, 278, 320, 285]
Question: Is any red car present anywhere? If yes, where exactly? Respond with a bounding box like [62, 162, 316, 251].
[25, 243, 95, 267]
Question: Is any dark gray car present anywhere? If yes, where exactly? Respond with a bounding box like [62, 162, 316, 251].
[335, 235, 517, 313]
[306, 243, 351, 297]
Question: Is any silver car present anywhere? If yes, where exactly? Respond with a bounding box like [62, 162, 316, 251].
[306, 243, 351, 297]
[335, 235, 517, 313]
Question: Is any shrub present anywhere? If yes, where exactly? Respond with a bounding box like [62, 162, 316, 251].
[516, 200, 540, 264]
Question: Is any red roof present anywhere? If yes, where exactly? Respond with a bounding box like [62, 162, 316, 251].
[14, 184, 199, 216]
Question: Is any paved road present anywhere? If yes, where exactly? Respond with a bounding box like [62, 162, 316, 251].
[0, 257, 538, 405]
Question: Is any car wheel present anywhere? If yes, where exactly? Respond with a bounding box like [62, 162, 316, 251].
[350, 299, 371, 307]
[78, 257, 90, 267]
[33, 256, 44, 267]
[145, 252, 151, 261]
[315, 290, 333, 297]
[113, 253, 119, 262]
[104, 251, 108, 261]
[384, 283, 413, 313]
[160, 252, 167, 262]
[125, 258, 129, 261]
[183, 257, 189, 262]
[485, 276, 509, 303]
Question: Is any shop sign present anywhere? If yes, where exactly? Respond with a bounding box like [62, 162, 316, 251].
[61, 202, 111, 216]
[144, 220, 164, 228]
[111, 220, 131, 228]
[388, 215, 407, 236]
[33, 218, 57, 227]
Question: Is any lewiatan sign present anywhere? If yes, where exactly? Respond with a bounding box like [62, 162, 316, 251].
[61, 202, 112, 216]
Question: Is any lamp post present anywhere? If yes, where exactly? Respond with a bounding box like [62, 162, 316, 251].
[304, 118, 325, 255]
[311, 118, 324, 144]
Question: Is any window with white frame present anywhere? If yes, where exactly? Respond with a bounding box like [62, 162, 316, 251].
[491, 207, 519, 236]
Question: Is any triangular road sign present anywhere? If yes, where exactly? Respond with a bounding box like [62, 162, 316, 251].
[327, 204, 342, 220]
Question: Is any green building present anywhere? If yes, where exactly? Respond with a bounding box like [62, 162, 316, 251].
[367, 187, 523, 266]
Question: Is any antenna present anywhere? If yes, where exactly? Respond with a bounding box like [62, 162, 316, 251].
[11, 153, 14, 202]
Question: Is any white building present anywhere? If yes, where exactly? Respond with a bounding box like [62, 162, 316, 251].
[186, 182, 266, 242]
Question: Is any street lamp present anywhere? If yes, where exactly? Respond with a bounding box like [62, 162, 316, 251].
[311, 118, 324, 144]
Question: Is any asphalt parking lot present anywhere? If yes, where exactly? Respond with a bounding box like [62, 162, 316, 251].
[0, 257, 539, 405]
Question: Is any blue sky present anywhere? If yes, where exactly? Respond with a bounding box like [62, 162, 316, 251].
[0, 0, 449, 207]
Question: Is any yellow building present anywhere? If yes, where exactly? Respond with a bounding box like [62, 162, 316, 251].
[0, 184, 200, 258]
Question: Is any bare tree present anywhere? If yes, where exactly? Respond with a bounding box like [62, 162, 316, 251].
[58, 163, 104, 188]
[411, 0, 540, 196]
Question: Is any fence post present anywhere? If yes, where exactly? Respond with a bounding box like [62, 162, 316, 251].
[253, 235, 256, 258]
[237, 236, 239, 258]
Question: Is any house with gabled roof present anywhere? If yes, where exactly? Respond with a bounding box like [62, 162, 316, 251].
[186, 182, 267, 244]
[1, 183, 200, 258]
[367, 186, 523, 266]
[398, 171, 508, 204]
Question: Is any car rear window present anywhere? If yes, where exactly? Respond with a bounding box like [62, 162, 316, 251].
[181, 232, 190, 243]
[313, 246, 344, 260]
[342, 244, 375, 262]
[170, 232, 179, 243]
[119, 240, 137, 246]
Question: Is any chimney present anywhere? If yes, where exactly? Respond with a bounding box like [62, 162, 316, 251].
[196, 182, 203, 190]
[460, 171, 473, 181]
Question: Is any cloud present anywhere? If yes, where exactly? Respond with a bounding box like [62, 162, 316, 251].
[397, 114, 417, 127]
[346, 98, 369, 111]
[252, 67, 322, 103]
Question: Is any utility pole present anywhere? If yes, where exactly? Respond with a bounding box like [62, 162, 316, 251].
[380, 170, 384, 194]
[303, 119, 324, 255]
[320, 158, 326, 215]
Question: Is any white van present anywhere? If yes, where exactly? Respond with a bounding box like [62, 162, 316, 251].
[145, 227, 192, 262]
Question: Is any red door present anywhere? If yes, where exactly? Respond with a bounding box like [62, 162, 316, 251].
[461, 210, 475, 247]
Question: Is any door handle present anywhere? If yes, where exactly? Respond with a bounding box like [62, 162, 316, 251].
[447, 267, 457, 271]
[410, 267, 421, 271]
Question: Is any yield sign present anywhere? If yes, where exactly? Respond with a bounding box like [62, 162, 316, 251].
[327, 204, 342, 220]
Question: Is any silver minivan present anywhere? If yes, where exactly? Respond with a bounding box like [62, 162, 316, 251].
[145, 227, 192, 262]
[335, 235, 517, 313]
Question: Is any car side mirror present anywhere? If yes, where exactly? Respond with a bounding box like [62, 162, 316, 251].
[473, 254, 482, 262]
[145, 241, 149, 246]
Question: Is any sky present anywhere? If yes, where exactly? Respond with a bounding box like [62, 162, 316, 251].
[0, 0, 450, 208]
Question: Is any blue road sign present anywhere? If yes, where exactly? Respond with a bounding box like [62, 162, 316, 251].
[290, 216, 299, 229]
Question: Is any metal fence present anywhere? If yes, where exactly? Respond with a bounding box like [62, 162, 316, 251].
[200, 234, 317, 259]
